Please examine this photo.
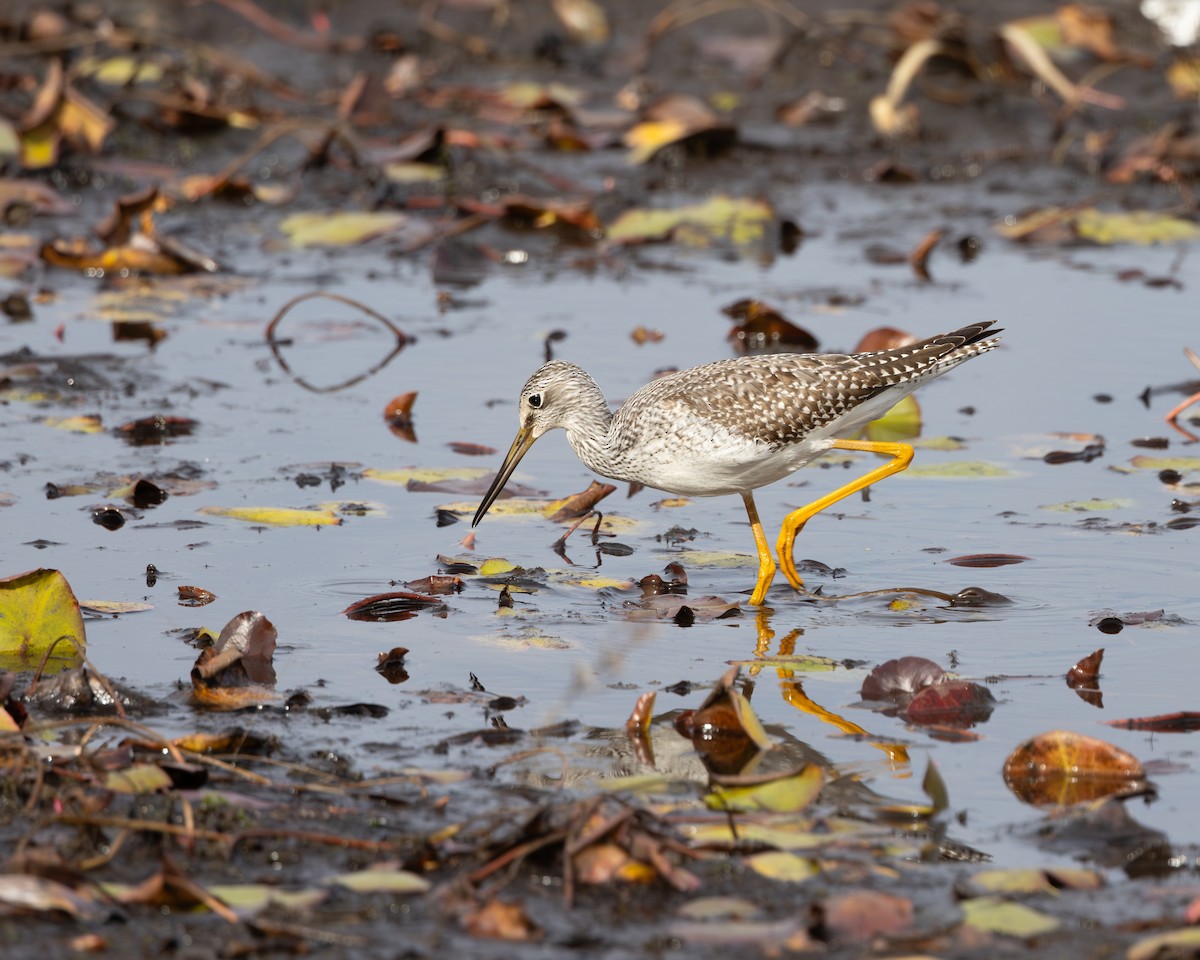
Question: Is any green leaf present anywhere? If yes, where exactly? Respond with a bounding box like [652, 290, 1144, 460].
[207, 884, 327, 915]
[0, 568, 86, 667]
[905, 460, 1014, 479]
[1129, 456, 1200, 471]
[1039, 498, 1132, 513]
[728, 654, 843, 672]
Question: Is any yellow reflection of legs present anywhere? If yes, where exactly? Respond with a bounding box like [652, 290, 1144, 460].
[751, 609, 909, 768]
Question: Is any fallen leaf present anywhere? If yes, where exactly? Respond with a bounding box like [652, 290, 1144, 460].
[706, 765, 824, 814]
[904, 680, 996, 726]
[960, 896, 1060, 936]
[1003, 730, 1148, 806]
[280, 211, 431, 248]
[860, 656, 945, 703]
[463, 898, 541, 941]
[0, 568, 86, 666]
[823, 889, 914, 944]
[197, 505, 343, 527]
[607, 195, 772, 248]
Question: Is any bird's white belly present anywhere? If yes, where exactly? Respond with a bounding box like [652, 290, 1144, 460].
[617, 421, 835, 497]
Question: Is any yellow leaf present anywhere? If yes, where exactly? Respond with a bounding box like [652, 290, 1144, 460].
[44, 414, 103, 433]
[1129, 456, 1200, 471]
[1166, 60, 1200, 97]
[59, 90, 115, 153]
[865, 395, 921, 443]
[478, 558, 519, 576]
[364, 466, 490, 485]
[104, 764, 174, 794]
[79, 600, 153, 615]
[279, 211, 412, 248]
[607, 195, 772, 247]
[76, 55, 164, 86]
[197, 506, 343, 527]
[624, 119, 689, 165]
[707, 765, 824, 813]
[206, 884, 327, 915]
[0, 568, 86, 667]
[20, 123, 59, 170]
[330, 869, 431, 894]
[960, 896, 1060, 937]
[1074, 208, 1200, 245]
[1128, 928, 1200, 960]
[383, 162, 445, 184]
[745, 851, 820, 882]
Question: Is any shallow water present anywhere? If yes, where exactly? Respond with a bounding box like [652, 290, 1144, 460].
[3, 178, 1197, 874]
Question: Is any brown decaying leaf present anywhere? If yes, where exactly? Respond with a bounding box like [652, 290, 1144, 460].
[191, 610, 277, 689]
[860, 656, 945, 703]
[775, 91, 844, 127]
[343, 591, 445, 622]
[447, 442, 496, 456]
[853, 327, 916, 353]
[629, 594, 740, 623]
[1003, 730, 1148, 807]
[723, 299, 818, 355]
[463, 898, 542, 941]
[177, 585, 217, 607]
[42, 187, 217, 275]
[821, 889, 914, 944]
[1066, 648, 1103, 687]
[946, 553, 1031, 568]
[404, 574, 463, 595]
[547, 481, 616, 522]
[385, 391, 417, 421]
[1105, 711, 1200, 733]
[903, 679, 995, 727]
[115, 415, 198, 445]
[909, 227, 944, 281]
[375, 647, 410, 684]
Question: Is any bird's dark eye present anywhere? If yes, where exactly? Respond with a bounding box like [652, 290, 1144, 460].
[528, 393, 543, 409]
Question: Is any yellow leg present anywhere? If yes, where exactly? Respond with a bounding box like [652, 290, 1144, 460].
[776, 439, 915, 590]
[742, 491, 777, 606]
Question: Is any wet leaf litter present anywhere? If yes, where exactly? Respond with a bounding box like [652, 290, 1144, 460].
[1, 0, 1199, 957]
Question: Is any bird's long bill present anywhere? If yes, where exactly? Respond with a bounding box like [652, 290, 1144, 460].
[472, 426, 536, 527]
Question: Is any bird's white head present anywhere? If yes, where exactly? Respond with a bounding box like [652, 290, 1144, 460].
[472, 360, 609, 527]
[515, 360, 603, 439]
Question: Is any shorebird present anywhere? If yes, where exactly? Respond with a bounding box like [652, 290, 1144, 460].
[473, 321, 1001, 604]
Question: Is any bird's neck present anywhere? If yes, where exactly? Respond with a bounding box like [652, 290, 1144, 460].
[562, 389, 617, 477]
